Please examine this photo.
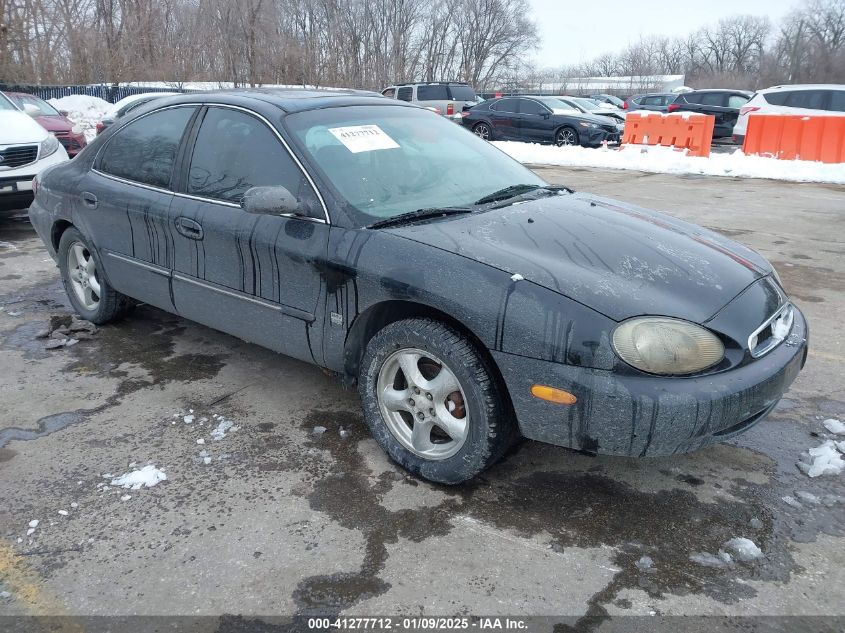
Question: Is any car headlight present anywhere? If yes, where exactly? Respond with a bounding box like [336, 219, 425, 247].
[612, 317, 725, 375]
[578, 121, 598, 129]
[39, 134, 60, 158]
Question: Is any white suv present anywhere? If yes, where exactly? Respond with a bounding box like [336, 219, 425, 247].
[1, 92, 68, 215]
[733, 84, 845, 143]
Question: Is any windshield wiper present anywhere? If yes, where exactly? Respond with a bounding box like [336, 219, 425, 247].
[367, 207, 473, 229]
[474, 184, 572, 206]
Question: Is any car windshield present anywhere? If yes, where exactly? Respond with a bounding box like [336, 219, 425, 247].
[286, 105, 545, 226]
[0, 93, 17, 111]
[533, 97, 580, 114]
[570, 97, 601, 111]
[10, 94, 60, 115]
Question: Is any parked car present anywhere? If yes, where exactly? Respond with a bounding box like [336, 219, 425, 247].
[462, 96, 620, 146]
[668, 89, 752, 138]
[733, 84, 845, 144]
[29, 90, 807, 483]
[555, 96, 626, 132]
[4, 92, 87, 157]
[589, 94, 625, 109]
[623, 93, 676, 112]
[381, 82, 480, 119]
[0, 92, 68, 215]
[96, 92, 178, 135]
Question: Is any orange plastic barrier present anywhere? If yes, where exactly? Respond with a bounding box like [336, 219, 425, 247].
[621, 112, 715, 157]
[742, 115, 845, 163]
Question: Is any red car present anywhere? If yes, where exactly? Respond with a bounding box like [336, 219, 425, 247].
[4, 92, 87, 157]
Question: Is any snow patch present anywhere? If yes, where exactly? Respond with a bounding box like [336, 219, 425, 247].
[823, 418, 845, 435]
[797, 441, 845, 477]
[48, 95, 111, 141]
[210, 417, 238, 440]
[722, 537, 763, 561]
[110, 465, 167, 489]
[493, 142, 845, 185]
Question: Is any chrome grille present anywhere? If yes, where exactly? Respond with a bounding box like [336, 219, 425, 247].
[748, 303, 794, 358]
[0, 144, 39, 169]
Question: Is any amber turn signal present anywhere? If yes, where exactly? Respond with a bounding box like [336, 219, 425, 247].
[530, 385, 577, 405]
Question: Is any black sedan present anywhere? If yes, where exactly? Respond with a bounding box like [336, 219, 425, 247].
[461, 96, 620, 146]
[29, 90, 808, 484]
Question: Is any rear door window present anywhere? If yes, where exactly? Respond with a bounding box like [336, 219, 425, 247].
[416, 85, 449, 101]
[519, 99, 548, 115]
[697, 93, 726, 106]
[727, 94, 750, 109]
[785, 90, 827, 109]
[491, 98, 520, 113]
[828, 90, 845, 112]
[396, 87, 412, 102]
[98, 106, 195, 189]
[186, 106, 317, 211]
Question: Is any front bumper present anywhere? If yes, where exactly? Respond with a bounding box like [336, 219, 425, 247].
[493, 306, 808, 457]
[0, 148, 68, 214]
[583, 128, 619, 146]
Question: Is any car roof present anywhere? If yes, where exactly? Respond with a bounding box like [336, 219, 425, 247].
[761, 83, 845, 92]
[146, 88, 400, 114]
[683, 89, 752, 95]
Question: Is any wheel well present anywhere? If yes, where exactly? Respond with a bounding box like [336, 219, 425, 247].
[344, 300, 506, 394]
[51, 220, 73, 251]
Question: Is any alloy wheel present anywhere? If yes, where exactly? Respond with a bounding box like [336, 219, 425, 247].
[66, 241, 101, 311]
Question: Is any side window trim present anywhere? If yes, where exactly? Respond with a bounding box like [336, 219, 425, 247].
[180, 103, 330, 224]
[93, 103, 201, 190]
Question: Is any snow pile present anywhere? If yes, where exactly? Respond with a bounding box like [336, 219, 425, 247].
[48, 95, 111, 141]
[722, 537, 763, 562]
[797, 440, 845, 477]
[823, 418, 845, 435]
[110, 465, 167, 489]
[493, 142, 845, 185]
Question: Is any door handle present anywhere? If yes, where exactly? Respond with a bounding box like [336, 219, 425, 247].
[81, 191, 98, 209]
[175, 216, 204, 240]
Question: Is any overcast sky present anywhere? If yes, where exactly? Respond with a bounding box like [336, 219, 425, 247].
[528, 0, 797, 69]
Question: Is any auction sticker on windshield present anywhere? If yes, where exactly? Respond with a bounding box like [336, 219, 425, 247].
[329, 125, 400, 153]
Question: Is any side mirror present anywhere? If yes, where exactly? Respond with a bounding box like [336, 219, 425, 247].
[59, 110, 69, 117]
[23, 104, 40, 117]
[241, 186, 302, 216]
[543, 113, 550, 119]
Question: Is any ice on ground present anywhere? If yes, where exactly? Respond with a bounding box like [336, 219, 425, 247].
[690, 552, 732, 568]
[196, 438, 205, 444]
[339, 427, 350, 439]
[210, 418, 238, 440]
[57, 510, 68, 516]
[796, 491, 820, 505]
[120, 494, 131, 501]
[635, 555, 654, 572]
[823, 418, 845, 434]
[797, 441, 845, 477]
[28, 519, 39, 528]
[70, 502, 78, 508]
[26, 528, 35, 536]
[110, 465, 167, 489]
[312, 425, 327, 436]
[722, 537, 763, 561]
[203, 456, 212, 465]
[837, 440, 845, 454]
[183, 414, 195, 424]
[783, 495, 803, 508]
[0, 590, 10, 598]
[493, 142, 845, 185]
[749, 517, 763, 529]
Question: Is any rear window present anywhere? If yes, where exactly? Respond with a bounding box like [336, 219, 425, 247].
[695, 93, 725, 106]
[763, 91, 789, 106]
[417, 85, 449, 101]
[448, 85, 477, 101]
[99, 106, 195, 189]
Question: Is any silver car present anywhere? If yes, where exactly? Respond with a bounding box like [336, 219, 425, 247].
[381, 82, 481, 120]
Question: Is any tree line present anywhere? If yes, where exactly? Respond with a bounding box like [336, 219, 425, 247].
[534, 0, 845, 91]
[0, 0, 536, 90]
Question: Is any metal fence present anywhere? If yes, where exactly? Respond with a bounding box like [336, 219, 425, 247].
[0, 83, 186, 104]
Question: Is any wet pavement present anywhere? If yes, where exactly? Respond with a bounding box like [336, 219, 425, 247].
[0, 169, 844, 627]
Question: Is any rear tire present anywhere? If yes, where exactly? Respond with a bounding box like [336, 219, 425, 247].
[58, 227, 134, 325]
[472, 122, 493, 141]
[359, 318, 514, 484]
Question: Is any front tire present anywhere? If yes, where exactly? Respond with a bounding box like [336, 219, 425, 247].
[359, 318, 514, 484]
[58, 227, 133, 324]
[556, 126, 579, 146]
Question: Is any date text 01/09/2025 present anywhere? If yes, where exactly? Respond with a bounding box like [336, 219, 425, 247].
[306, 617, 529, 630]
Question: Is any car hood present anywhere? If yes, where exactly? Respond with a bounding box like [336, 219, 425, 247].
[0, 111, 48, 144]
[35, 115, 74, 133]
[386, 192, 771, 323]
